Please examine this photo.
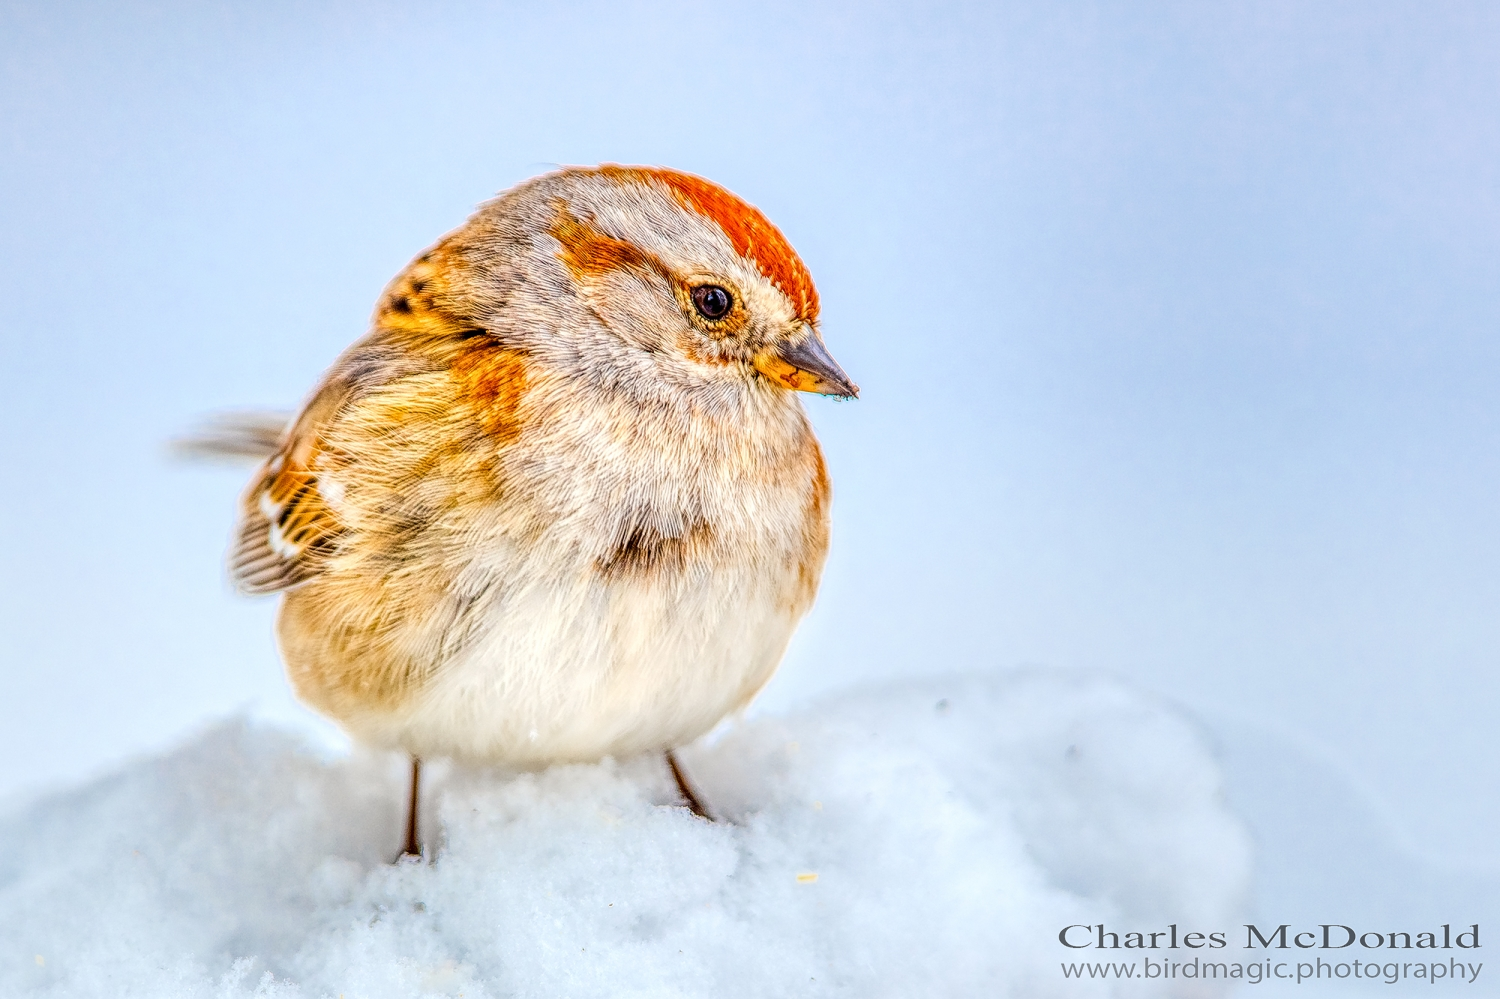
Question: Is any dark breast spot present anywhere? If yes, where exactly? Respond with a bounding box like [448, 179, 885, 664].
[597, 520, 714, 581]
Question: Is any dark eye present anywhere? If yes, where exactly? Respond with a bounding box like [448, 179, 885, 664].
[691, 285, 733, 321]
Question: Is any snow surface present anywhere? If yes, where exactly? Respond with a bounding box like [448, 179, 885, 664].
[0, 670, 1250, 998]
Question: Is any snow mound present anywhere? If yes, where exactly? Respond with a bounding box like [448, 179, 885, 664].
[0, 670, 1250, 998]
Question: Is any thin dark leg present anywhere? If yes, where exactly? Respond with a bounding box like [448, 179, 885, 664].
[666, 749, 712, 820]
[399, 756, 422, 860]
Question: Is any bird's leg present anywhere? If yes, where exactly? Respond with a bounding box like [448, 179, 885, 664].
[397, 756, 422, 862]
[666, 749, 712, 820]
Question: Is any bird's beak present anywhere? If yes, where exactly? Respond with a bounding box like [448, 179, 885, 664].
[753, 329, 859, 399]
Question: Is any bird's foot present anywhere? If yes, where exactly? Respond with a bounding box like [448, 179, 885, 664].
[666, 749, 714, 821]
[392, 755, 425, 864]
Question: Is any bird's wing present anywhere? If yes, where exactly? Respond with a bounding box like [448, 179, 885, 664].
[228, 330, 528, 596]
[229, 374, 357, 595]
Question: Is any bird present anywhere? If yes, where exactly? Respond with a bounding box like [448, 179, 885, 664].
[219, 165, 856, 859]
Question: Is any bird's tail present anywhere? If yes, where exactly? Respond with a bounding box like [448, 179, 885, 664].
[171, 410, 291, 464]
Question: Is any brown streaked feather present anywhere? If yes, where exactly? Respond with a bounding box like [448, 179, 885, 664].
[229, 242, 513, 598]
[229, 393, 349, 596]
[272, 345, 531, 714]
[449, 339, 528, 444]
[373, 236, 477, 340]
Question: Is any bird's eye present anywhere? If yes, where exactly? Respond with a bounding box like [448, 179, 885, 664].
[691, 285, 733, 321]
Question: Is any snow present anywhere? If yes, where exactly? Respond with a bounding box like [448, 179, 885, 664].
[0, 669, 1250, 998]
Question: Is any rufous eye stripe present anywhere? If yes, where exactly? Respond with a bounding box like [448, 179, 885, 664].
[599, 165, 820, 322]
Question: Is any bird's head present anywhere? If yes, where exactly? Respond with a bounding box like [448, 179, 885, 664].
[448, 165, 858, 403]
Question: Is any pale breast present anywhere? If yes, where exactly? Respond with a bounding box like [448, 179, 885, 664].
[289, 376, 831, 765]
[385, 538, 808, 765]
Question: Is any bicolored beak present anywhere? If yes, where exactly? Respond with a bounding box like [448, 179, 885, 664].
[753, 329, 859, 399]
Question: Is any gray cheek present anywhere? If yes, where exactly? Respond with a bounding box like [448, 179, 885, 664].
[556, 268, 666, 346]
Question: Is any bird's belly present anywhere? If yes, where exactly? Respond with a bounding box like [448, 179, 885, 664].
[362, 559, 801, 765]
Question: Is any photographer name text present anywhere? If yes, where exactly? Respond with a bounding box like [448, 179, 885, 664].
[1059, 923, 1481, 951]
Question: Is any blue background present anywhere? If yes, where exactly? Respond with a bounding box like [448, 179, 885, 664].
[3, 0, 1496, 939]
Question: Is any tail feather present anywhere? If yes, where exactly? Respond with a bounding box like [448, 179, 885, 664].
[172, 410, 291, 464]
